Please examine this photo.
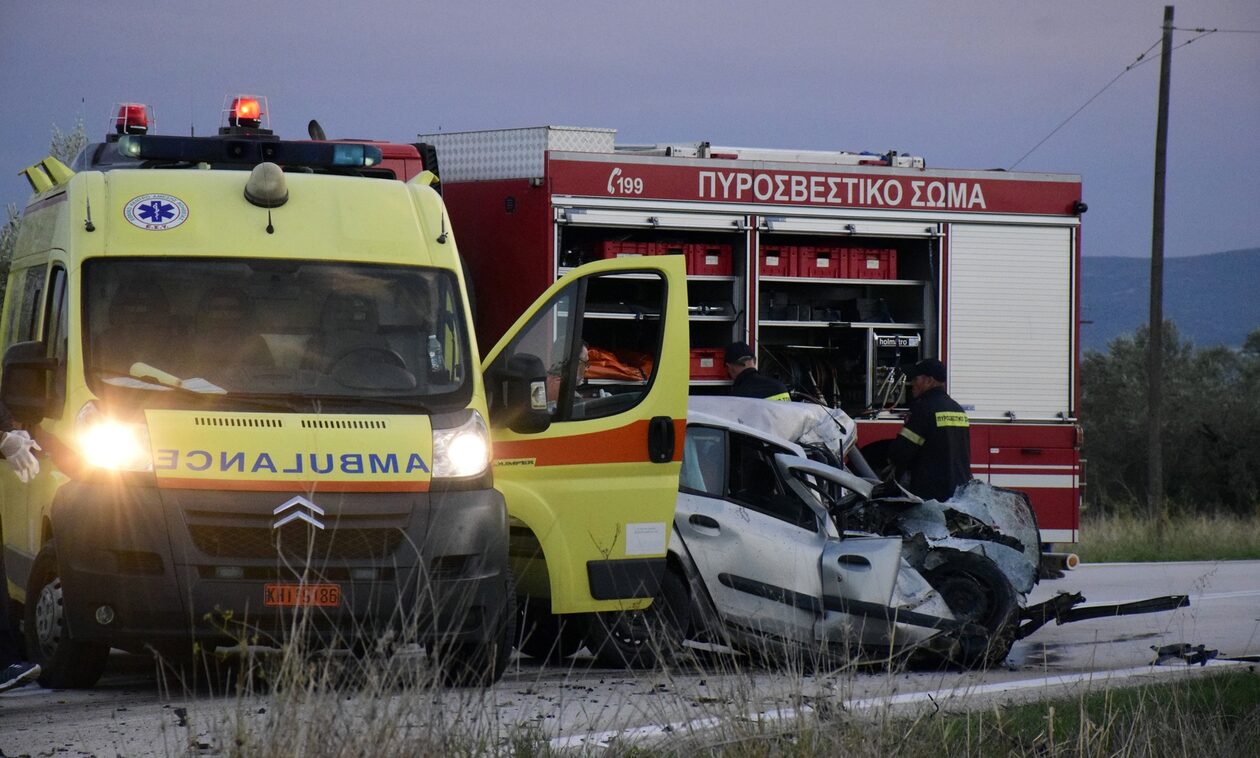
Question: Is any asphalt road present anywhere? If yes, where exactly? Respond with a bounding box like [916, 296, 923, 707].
[2, 560, 1257, 756]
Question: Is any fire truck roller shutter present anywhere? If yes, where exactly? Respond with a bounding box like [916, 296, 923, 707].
[945, 225, 1073, 421]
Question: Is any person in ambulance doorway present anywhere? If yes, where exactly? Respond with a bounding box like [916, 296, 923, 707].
[888, 358, 972, 502]
[725, 341, 790, 401]
[0, 403, 42, 693]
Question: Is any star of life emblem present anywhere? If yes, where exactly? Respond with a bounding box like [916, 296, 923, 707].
[124, 193, 188, 230]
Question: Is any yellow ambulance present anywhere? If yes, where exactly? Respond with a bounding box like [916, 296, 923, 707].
[0, 99, 689, 687]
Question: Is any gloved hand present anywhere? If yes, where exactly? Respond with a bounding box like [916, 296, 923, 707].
[0, 430, 41, 483]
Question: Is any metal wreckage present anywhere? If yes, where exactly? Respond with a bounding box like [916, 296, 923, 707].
[652, 397, 1189, 668]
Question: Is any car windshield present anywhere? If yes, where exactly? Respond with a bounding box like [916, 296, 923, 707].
[82, 257, 472, 411]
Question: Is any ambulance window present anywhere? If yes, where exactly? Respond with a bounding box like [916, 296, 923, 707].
[9, 265, 46, 345]
[569, 272, 666, 422]
[485, 288, 576, 424]
[42, 266, 68, 414]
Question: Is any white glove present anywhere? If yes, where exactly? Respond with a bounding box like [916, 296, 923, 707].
[1, 430, 41, 483]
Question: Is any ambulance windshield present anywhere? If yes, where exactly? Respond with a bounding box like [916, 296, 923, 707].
[82, 258, 473, 411]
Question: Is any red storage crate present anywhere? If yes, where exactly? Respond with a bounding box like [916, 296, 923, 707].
[599, 241, 659, 259]
[686, 243, 733, 276]
[847, 248, 898, 279]
[759, 245, 796, 277]
[799, 246, 843, 278]
[690, 347, 728, 379]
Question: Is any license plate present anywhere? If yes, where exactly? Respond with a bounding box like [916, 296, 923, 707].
[263, 583, 341, 607]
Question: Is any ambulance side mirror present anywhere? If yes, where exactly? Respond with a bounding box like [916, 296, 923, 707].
[494, 353, 551, 435]
[1, 341, 56, 425]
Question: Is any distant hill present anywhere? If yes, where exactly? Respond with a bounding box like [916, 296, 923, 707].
[1081, 247, 1260, 352]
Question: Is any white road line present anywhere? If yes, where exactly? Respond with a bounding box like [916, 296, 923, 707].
[549, 660, 1248, 751]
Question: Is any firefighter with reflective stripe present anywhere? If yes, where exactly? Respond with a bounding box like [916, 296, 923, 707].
[725, 342, 790, 401]
[888, 358, 971, 502]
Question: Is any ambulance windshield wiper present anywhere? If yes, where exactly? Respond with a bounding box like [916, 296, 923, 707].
[89, 365, 290, 411]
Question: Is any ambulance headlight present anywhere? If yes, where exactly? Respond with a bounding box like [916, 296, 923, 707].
[75, 402, 153, 472]
[431, 411, 489, 479]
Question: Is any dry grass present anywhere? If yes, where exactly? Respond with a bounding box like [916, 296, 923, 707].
[1076, 512, 1260, 563]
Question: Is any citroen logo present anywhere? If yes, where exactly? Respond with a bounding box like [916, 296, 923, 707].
[272, 495, 326, 530]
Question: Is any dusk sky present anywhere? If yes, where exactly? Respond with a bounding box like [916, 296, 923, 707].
[2, 0, 1256, 258]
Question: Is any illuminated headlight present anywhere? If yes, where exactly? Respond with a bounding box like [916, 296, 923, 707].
[431, 411, 489, 479]
[75, 402, 153, 472]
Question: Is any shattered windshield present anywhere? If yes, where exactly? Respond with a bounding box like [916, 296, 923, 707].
[82, 258, 472, 411]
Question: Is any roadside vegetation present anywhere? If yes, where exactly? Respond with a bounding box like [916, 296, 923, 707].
[179, 631, 1259, 757]
[1079, 322, 1260, 560]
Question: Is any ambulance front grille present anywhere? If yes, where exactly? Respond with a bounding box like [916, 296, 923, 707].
[188, 524, 406, 560]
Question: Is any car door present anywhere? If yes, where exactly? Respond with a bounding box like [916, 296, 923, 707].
[483, 255, 688, 615]
[674, 425, 826, 644]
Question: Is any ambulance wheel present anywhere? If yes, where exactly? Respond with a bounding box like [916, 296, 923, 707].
[922, 552, 1018, 669]
[433, 572, 516, 687]
[587, 565, 690, 670]
[515, 596, 585, 663]
[24, 544, 110, 689]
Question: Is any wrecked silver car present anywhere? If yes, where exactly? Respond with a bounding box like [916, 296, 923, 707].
[659, 397, 1186, 668]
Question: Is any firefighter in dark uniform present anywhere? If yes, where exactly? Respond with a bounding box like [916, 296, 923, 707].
[888, 358, 972, 501]
[725, 342, 791, 401]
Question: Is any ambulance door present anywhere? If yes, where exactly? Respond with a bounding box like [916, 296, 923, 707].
[483, 256, 688, 615]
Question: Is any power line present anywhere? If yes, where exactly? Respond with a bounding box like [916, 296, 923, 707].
[1007, 24, 1240, 170]
[1007, 39, 1161, 170]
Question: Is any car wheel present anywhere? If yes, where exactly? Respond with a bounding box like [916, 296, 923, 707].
[586, 565, 690, 669]
[515, 596, 585, 663]
[922, 551, 1019, 668]
[24, 544, 110, 689]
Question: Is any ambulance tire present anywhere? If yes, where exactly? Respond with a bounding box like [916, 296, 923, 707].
[515, 596, 586, 663]
[24, 544, 110, 689]
[434, 571, 516, 687]
[922, 551, 1019, 669]
[587, 565, 690, 670]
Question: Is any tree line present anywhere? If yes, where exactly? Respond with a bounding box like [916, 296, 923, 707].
[1082, 323, 1260, 516]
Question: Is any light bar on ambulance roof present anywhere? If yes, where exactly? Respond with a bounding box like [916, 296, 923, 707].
[113, 103, 151, 135]
[116, 134, 383, 169]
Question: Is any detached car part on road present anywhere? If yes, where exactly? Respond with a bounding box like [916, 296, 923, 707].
[642, 398, 1186, 669]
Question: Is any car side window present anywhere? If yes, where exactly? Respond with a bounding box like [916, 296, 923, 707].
[727, 433, 817, 530]
[680, 425, 725, 496]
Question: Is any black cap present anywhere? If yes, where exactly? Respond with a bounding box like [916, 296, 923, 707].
[724, 341, 755, 365]
[905, 358, 946, 383]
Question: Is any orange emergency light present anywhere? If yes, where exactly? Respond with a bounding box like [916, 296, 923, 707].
[114, 103, 150, 135]
[228, 96, 265, 129]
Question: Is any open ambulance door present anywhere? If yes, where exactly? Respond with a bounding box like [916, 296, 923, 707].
[482, 255, 689, 615]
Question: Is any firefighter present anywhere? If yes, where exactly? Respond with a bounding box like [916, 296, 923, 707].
[725, 342, 790, 401]
[888, 358, 971, 502]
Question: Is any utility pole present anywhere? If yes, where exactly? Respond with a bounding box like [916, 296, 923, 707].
[1148, 5, 1174, 538]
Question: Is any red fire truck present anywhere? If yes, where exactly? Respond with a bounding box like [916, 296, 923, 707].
[421, 127, 1085, 545]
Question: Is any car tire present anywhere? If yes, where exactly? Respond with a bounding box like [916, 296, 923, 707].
[586, 565, 690, 669]
[24, 544, 110, 689]
[432, 571, 516, 687]
[922, 551, 1019, 669]
[515, 596, 585, 663]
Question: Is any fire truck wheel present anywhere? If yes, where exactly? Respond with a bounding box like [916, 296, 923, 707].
[433, 571, 516, 687]
[515, 596, 585, 663]
[922, 551, 1019, 669]
[24, 544, 110, 689]
[586, 565, 690, 670]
